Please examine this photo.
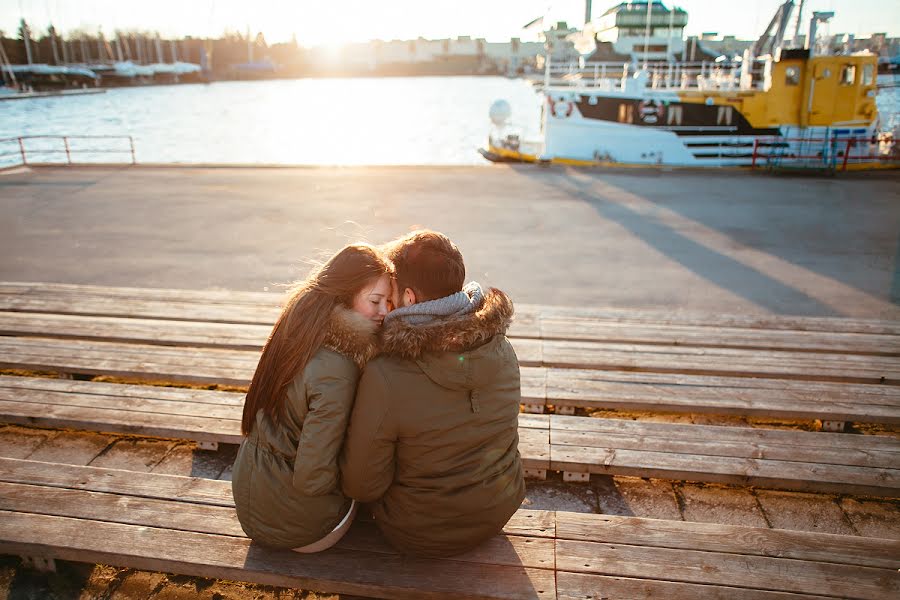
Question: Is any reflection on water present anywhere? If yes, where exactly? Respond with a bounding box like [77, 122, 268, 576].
[2, 74, 898, 166]
[1, 77, 542, 166]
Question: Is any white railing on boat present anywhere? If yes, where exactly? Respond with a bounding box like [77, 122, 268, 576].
[530, 61, 765, 92]
[0, 135, 136, 167]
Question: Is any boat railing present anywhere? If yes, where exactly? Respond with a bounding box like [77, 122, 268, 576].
[751, 133, 900, 172]
[0, 135, 136, 168]
[536, 60, 765, 92]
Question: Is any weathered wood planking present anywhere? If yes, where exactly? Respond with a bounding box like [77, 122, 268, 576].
[555, 539, 897, 600]
[0, 457, 556, 539]
[2, 282, 898, 351]
[543, 368, 900, 423]
[512, 339, 899, 384]
[0, 377, 550, 472]
[1, 380, 896, 495]
[4, 333, 898, 422]
[554, 512, 900, 569]
[3, 458, 897, 599]
[0, 511, 556, 600]
[556, 572, 835, 600]
[3, 320, 897, 385]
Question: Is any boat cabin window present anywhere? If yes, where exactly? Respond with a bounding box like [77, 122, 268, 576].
[667, 105, 683, 125]
[840, 65, 856, 86]
[862, 64, 874, 86]
[618, 103, 634, 124]
[785, 66, 800, 86]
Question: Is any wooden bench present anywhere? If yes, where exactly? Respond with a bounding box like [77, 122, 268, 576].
[2, 299, 899, 425]
[3, 333, 898, 425]
[2, 457, 897, 600]
[2, 376, 897, 496]
[2, 282, 900, 598]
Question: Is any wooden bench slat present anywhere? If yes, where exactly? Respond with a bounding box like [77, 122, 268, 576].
[520, 303, 900, 336]
[556, 571, 832, 600]
[4, 332, 897, 395]
[551, 429, 898, 469]
[0, 458, 557, 539]
[519, 339, 900, 384]
[550, 445, 898, 496]
[5, 283, 897, 336]
[5, 304, 896, 356]
[555, 539, 897, 600]
[0, 481, 555, 570]
[548, 415, 900, 451]
[533, 318, 898, 356]
[0, 511, 557, 600]
[545, 369, 900, 421]
[2, 379, 897, 495]
[0, 375, 246, 404]
[555, 512, 900, 570]
[4, 458, 894, 598]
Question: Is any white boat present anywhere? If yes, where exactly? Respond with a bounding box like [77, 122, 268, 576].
[482, 1, 898, 172]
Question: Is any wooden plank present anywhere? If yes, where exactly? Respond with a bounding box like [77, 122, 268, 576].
[550, 445, 899, 497]
[5, 298, 895, 356]
[0, 400, 241, 444]
[551, 429, 899, 469]
[537, 317, 899, 356]
[557, 572, 833, 600]
[0, 481, 554, 570]
[520, 303, 900, 336]
[0, 458, 557, 540]
[546, 368, 900, 423]
[555, 512, 900, 570]
[526, 339, 900, 385]
[0, 337, 259, 386]
[0, 375, 245, 405]
[548, 416, 900, 451]
[0, 511, 557, 600]
[5, 284, 897, 336]
[555, 539, 898, 600]
[0, 312, 271, 350]
[3, 315, 899, 385]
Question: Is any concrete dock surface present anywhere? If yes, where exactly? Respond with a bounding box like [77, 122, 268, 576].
[2, 164, 899, 319]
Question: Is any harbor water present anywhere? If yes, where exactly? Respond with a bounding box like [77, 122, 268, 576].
[2, 74, 898, 166]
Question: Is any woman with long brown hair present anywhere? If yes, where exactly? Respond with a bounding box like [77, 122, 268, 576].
[231, 243, 393, 552]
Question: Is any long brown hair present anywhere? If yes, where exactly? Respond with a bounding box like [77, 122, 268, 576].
[241, 243, 392, 435]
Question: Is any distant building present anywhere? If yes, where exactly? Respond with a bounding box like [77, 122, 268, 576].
[538, 21, 581, 67]
[573, 1, 690, 63]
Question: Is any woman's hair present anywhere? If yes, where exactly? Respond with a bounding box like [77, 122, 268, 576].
[241, 243, 392, 435]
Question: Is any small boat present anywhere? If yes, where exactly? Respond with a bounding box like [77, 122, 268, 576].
[482, 1, 899, 172]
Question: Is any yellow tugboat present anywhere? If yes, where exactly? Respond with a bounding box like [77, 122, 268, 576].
[481, 1, 898, 172]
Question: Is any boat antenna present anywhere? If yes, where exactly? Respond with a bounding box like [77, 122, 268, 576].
[642, 0, 653, 70]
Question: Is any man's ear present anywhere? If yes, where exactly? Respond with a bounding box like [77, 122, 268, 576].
[403, 287, 417, 307]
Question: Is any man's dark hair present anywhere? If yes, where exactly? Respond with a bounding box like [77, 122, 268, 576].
[384, 230, 465, 302]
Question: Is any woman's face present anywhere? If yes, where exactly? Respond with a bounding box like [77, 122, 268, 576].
[351, 273, 393, 326]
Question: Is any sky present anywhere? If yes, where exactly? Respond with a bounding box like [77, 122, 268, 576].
[3, 0, 899, 46]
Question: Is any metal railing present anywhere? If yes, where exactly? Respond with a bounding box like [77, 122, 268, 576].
[532, 60, 764, 92]
[751, 133, 900, 172]
[0, 135, 136, 167]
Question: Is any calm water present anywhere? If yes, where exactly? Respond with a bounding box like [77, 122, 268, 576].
[2, 74, 898, 166]
[1, 77, 542, 166]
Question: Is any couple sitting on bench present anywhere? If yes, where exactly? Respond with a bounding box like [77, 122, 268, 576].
[231, 230, 526, 556]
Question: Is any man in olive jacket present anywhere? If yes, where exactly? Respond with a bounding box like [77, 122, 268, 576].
[340, 230, 525, 557]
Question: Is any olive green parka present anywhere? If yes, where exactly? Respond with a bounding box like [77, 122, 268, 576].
[231, 307, 378, 549]
[339, 288, 525, 557]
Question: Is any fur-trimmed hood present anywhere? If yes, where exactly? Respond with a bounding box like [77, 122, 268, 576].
[321, 306, 380, 369]
[380, 287, 514, 361]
